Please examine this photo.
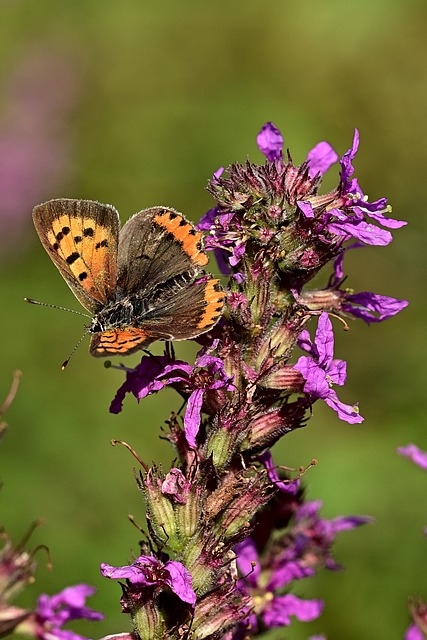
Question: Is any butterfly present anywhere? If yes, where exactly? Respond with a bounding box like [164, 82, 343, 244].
[31, 199, 225, 360]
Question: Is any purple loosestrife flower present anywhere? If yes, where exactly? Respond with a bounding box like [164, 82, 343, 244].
[156, 354, 235, 447]
[101, 556, 196, 606]
[110, 353, 234, 447]
[405, 598, 427, 640]
[235, 536, 323, 632]
[397, 444, 427, 471]
[109, 354, 171, 414]
[232, 488, 370, 635]
[294, 312, 363, 424]
[105, 122, 405, 639]
[399, 446, 427, 637]
[294, 248, 408, 323]
[291, 500, 372, 571]
[298, 130, 406, 246]
[203, 122, 406, 281]
[17, 585, 103, 640]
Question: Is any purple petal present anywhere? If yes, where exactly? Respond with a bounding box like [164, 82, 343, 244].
[197, 206, 219, 231]
[328, 218, 393, 246]
[332, 252, 345, 283]
[109, 356, 172, 413]
[213, 167, 224, 181]
[404, 625, 424, 640]
[53, 585, 96, 609]
[329, 514, 373, 533]
[184, 388, 205, 447]
[296, 499, 323, 521]
[362, 206, 407, 229]
[344, 292, 408, 323]
[331, 243, 364, 284]
[215, 247, 233, 275]
[298, 200, 315, 218]
[196, 354, 225, 372]
[161, 468, 190, 504]
[257, 122, 283, 161]
[294, 356, 330, 399]
[340, 129, 359, 185]
[235, 538, 260, 587]
[109, 381, 129, 414]
[326, 358, 347, 386]
[397, 444, 427, 470]
[164, 561, 196, 605]
[267, 561, 315, 590]
[297, 329, 316, 356]
[314, 312, 334, 366]
[99, 635, 135, 640]
[263, 594, 324, 627]
[100, 562, 151, 584]
[324, 390, 364, 424]
[229, 241, 246, 266]
[306, 141, 338, 178]
[160, 361, 193, 380]
[37, 584, 103, 631]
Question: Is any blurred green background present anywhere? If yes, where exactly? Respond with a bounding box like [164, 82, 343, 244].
[0, 1, 426, 638]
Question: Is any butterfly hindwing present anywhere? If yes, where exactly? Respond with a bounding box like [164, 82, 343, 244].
[131, 276, 225, 340]
[89, 277, 225, 357]
[32, 199, 120, 313]
[89, 327, 153, 357]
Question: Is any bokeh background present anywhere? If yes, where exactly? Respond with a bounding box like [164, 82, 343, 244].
[1, 1, 426, 638]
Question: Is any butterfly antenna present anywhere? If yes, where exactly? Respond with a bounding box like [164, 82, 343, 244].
[24, 297, 92, 319]
[25, 297, 92, 369]
[61, 328, 92, 370]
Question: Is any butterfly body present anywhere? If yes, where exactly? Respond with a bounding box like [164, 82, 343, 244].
[32, 199, 225, 357]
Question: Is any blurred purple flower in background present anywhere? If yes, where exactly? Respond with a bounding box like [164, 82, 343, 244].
[397, 444, 427, 471]
[0, 48, 78, 250]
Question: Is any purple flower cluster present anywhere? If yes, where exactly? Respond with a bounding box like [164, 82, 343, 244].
[99, 123, 407, 639]
[234, 494, 370, 633]
[201, 122, 406, 279]
[33, 585, 103, 640]
[111, 352, 234, 447]
[398, 444, 427, 639]
[0, 576, 103, 640]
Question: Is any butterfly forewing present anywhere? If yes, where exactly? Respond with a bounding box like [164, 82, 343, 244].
[117, 207, 208, 295]
[32, 199, 120, 313]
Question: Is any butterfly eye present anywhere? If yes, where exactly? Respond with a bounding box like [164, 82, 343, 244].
[90, 319, 104, 333]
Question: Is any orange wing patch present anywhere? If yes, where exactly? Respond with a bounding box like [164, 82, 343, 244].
[197, 278, 226, 329]
[90, 328, 153, 356]
[47, 214, 117, 304]
[154, 210, 208, 267]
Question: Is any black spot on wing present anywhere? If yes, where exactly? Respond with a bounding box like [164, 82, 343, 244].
[66, 252, 80, 265]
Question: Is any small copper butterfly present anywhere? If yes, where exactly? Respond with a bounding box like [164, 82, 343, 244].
[31, 199, 225, 358]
